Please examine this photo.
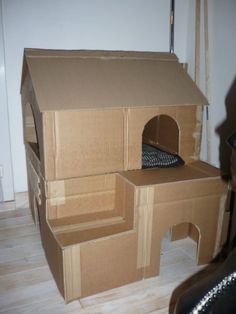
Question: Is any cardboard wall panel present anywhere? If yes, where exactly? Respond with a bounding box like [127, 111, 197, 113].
[157, 115, 179, 153]
[26, 146, 228, 302]
[47, 174, 116, 198]
[47, 191, 115, 219]
[80, 233, 142, 298]
[43, 109, 125, 180]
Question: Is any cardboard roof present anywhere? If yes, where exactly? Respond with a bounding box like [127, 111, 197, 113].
[21, 49, 207, 112]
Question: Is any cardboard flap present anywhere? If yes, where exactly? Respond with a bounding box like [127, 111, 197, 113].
[21, 49, 207, 112]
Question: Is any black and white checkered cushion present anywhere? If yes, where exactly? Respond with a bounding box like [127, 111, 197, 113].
[142, 143, 184, 168]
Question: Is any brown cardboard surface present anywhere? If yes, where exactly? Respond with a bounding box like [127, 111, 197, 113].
[27, 170, 65, 297]
[120, 161, 226, 186]
[47, 190, 115, 219]
[80, 233, 142, 298]
[21, 50, 206, 179]
[26, 143, 117, 219]
[22, 48, 178, 62]
[49, 210, 122, 230]
[43, 110, 125, 179]
[47, 173, 115, 198]
[22, 49, 207, 112]
[120, 161, 222, 187]
[54, 175, 136, 247]
[63, 245, 82, 301]
[142, 115, 179, 154]
[148, 195, 222, 277]
[26, 150, 228, 302]
[136, 187, 154, 269]
[127, 106, 202, 169]
[171, 223, 190, 241]
[22, 49, 229, 303]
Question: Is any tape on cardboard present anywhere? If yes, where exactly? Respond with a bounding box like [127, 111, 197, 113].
[193, 106, 203, 160]
[63, 245, 82, 301]
[48, 181, 66, 206]
[123, 108, 129, 171]
[28, 159, 41, 205]
[137, 186, 154, 269]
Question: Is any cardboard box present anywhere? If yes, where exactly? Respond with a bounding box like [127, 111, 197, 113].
[21, 49, 228, 302]
[26, 144, 227, 302]
[21, 49, 206, 180]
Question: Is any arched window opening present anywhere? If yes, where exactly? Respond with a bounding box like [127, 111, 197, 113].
[24, 103, 40, 159]
[142, 115, 183, 169]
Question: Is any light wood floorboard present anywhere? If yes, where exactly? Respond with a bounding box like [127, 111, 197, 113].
[0, 194, 210, 314]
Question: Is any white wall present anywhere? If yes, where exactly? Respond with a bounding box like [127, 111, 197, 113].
[208, 0, 236, 173]
[0, 2, 14, 201]
[186, 0, 236, 171]
[2, 0, 190, 192]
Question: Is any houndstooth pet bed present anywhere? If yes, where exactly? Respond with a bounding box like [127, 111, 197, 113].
[142, 143, 184, 169]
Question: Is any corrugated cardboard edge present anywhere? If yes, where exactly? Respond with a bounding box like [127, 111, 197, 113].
[27, 159, 41, 206]
[23, 48, 179, 61]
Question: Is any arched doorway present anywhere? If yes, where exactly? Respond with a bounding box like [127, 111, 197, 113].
[142, 114, 179, 153]
[161, 222, 200, 271]
[142, 115, 182, 168]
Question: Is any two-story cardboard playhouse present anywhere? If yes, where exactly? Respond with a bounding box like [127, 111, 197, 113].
[21, 49, 229, 302]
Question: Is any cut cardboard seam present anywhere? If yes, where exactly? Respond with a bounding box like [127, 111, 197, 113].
[137, 186, 154, 270]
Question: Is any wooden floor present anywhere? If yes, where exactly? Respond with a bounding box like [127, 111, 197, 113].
[0, 193, 208, 314]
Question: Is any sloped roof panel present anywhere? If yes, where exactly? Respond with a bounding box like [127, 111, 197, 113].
[22, 49, 207, 112]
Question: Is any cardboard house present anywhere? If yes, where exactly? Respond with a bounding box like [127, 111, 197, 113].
[21, 49, 229, 302]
